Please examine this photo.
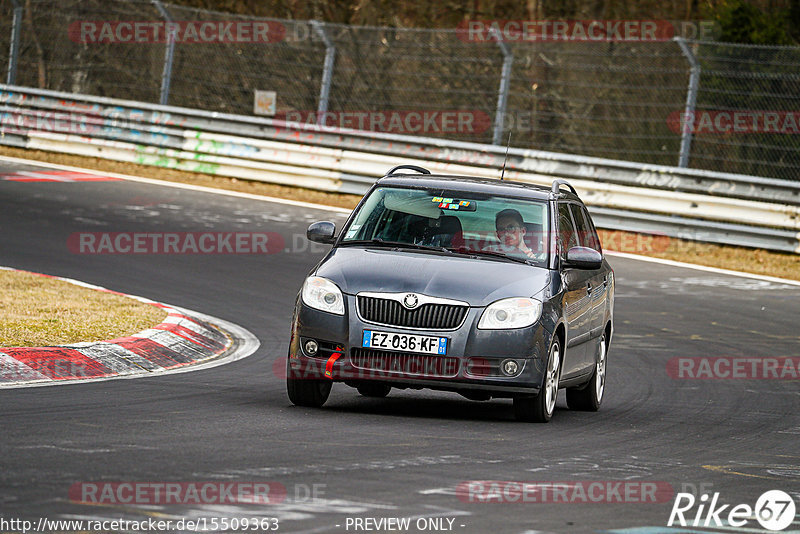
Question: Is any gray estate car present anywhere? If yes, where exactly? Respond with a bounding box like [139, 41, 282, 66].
[286, 165, 614, 422]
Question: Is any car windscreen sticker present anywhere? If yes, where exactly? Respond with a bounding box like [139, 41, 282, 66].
[432, 198, 476, 211]
[345, 224, 362, 239]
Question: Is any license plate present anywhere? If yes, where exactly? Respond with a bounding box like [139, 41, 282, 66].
[362, 330, 447, 355]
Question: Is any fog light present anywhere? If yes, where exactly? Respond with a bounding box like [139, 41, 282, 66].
[502, 359, 520, 376]
[304, 339, 319, 356]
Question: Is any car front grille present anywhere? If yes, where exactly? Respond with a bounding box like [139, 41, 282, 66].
[357, 296, 467, 330]
[350, 348, 459, 378]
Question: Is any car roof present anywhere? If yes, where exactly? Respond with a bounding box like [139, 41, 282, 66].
[377, 173, 580, 202]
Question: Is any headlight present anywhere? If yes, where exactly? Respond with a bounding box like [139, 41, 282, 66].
[302, 276, 345, 315]
[478, 297, 542, 329]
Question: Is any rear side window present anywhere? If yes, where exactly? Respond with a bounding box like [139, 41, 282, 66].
[569, 204, 602, 252]
[557, 203, 578, 260]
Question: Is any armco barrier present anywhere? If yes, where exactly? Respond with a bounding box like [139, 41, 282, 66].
[1, 84, 799, 253]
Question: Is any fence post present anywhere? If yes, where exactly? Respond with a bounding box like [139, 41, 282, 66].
[491, 28, 513, 145]
[6, 0, 22, 85]
[152, 0, 176, 106]
[311, 21, 336, 126]
[676, 37, 701, 168]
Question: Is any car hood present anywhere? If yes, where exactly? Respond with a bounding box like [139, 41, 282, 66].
[315, 246, 550, 306]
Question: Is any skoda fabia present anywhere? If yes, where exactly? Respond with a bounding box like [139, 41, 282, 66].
[286, 165, 614, 422]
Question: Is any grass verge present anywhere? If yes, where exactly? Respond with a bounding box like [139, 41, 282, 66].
[0, 269, 168, 347]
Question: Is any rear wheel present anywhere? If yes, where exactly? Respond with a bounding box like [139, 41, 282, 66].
[566, 331, 607, 411]
[357, 383, 391, 398]
[514, 337, 561, 423]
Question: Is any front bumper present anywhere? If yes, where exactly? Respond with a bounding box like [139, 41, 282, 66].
[287, 296, 552, 396]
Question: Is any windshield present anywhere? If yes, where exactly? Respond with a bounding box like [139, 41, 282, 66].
[340, 186, 549, 266]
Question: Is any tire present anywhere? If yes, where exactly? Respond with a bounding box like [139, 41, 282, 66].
[287, 376, 332, 407]
[566, 331, 607, 412]
[514, 336, 561, 423]
[357, 383, 391, 398]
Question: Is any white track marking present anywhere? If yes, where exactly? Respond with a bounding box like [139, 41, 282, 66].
[605, 250, 800, 287]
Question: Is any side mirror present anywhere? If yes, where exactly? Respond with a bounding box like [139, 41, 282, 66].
[564, 246, 603, 270]
[307, 221, 336, 244]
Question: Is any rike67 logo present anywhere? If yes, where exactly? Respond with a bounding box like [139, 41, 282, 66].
[669, 490, 796, 531]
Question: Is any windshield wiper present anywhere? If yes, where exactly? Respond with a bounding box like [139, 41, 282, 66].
[458, 249, 533, 265]
[342, 239, 452, 254]
[343, 240, 533, 263]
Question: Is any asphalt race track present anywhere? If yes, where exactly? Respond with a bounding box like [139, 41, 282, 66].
[1, 159, 798, 534]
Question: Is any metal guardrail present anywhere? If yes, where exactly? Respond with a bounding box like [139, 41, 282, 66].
[1, 84, 799, 254]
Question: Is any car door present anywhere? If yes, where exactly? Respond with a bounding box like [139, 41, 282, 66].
[557, 202, 593, 377]
[570, 204, 608, 341]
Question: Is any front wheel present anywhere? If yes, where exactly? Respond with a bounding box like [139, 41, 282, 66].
[566, 331, 607, 411]
[514, 337, 561, 423]
[287, 365, 332, 407]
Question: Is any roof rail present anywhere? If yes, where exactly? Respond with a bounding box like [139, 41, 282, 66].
[385, 164, 431, 176]
[551, 179, 577, 196]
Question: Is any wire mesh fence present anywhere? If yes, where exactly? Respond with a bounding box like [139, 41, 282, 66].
[688, 41, 800, 180]
[1, 0, 799, 181]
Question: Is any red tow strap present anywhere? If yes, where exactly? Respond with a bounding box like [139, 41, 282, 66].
[324, 351, 343, 379]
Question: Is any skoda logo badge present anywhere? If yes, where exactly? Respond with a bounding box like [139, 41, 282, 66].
[403, 293, 419, 309]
